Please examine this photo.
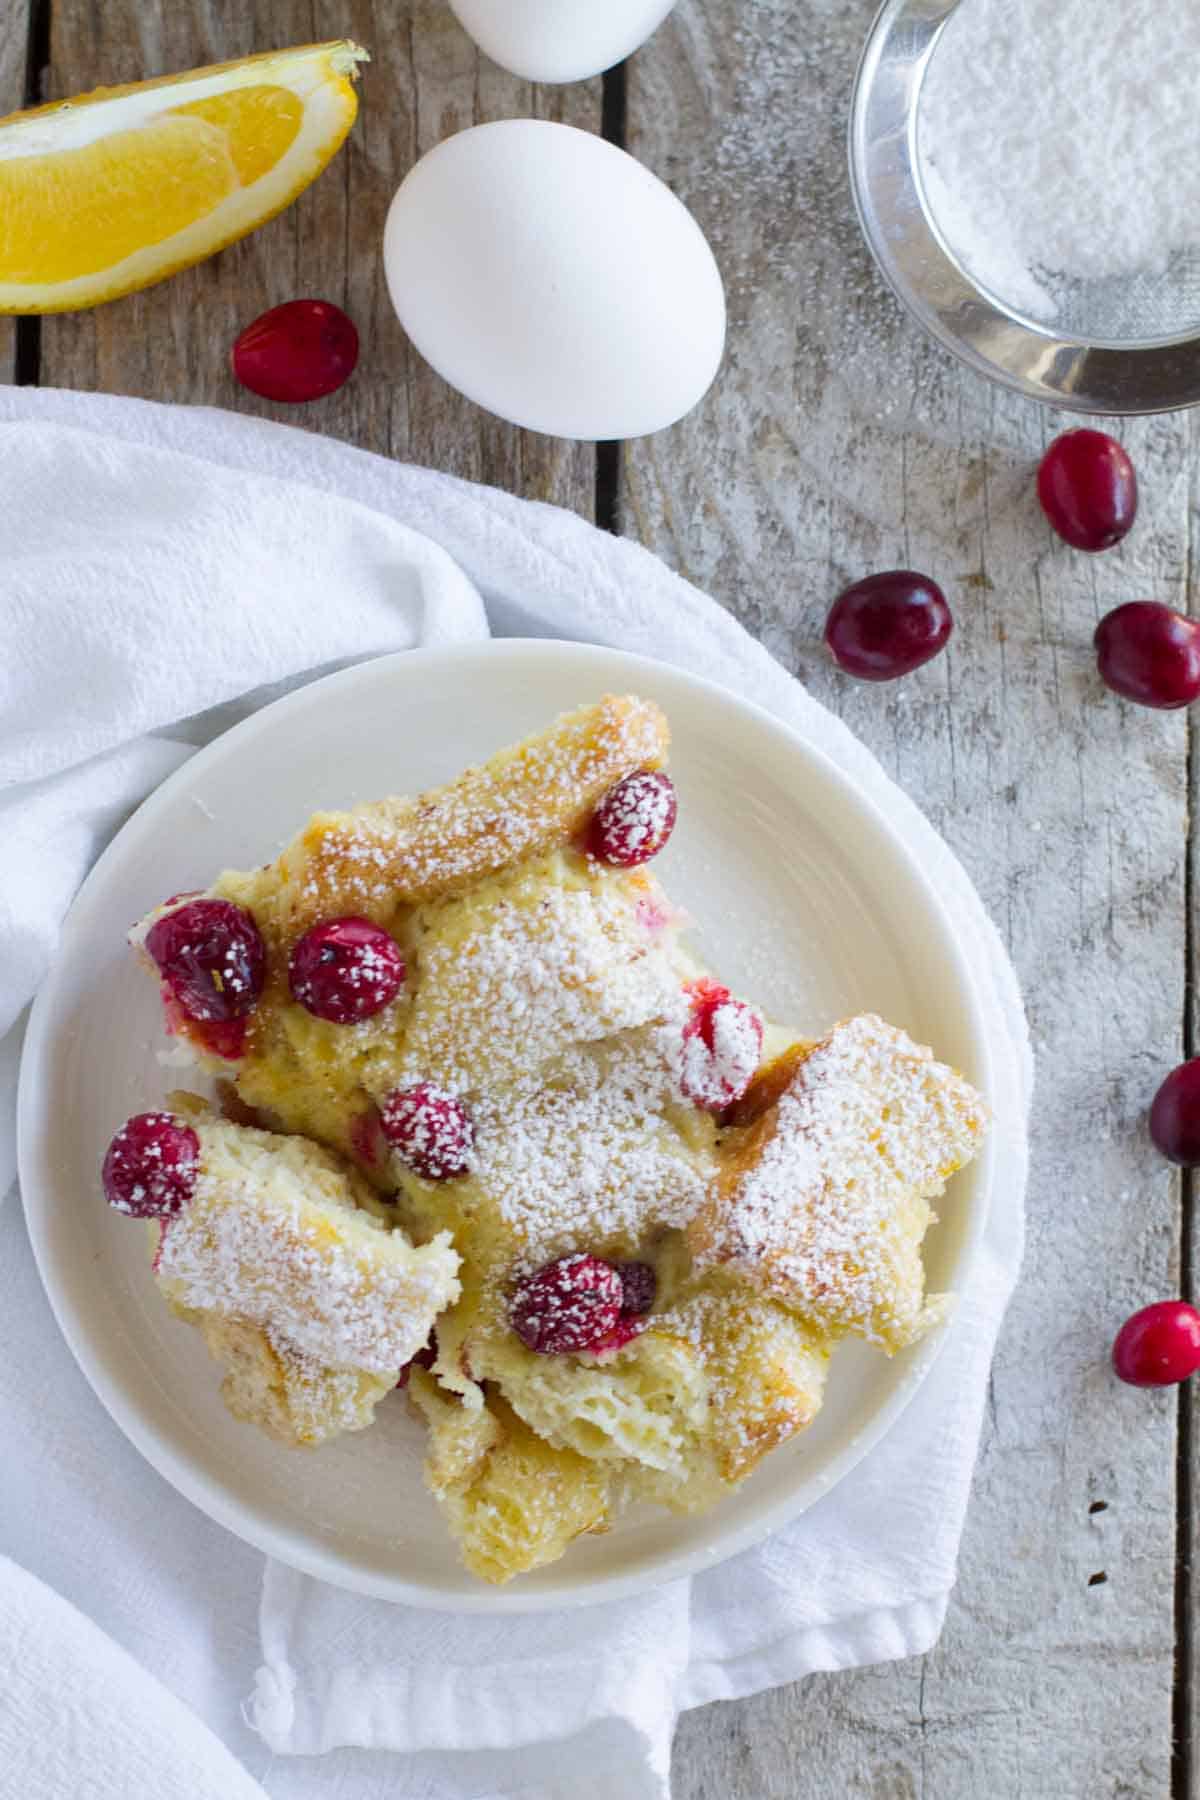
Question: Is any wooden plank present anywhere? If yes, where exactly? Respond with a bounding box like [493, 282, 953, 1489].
[38, 1, 598, 512]
[624, 4, 1187, 1795]
[1187, 407, 1200, 1798]
[0, 1, 29, 380]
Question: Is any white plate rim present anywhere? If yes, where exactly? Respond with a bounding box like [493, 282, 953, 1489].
[17, 637, 997, 1613]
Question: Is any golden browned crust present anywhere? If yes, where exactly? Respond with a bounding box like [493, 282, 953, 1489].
[693, 1015, 988, 1353]
[185, 1311, 397, 1448]
[236, 694, 671, 941]
[410, 1374, 610, 1584]
[720, 1042, 812, 1127]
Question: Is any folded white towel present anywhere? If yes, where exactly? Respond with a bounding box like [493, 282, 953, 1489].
[0, 1556, 267, 1800]
[0, 386, 1029, 1800]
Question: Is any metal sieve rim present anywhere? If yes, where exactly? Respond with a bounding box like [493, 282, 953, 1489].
[848, 0, 1200, 415]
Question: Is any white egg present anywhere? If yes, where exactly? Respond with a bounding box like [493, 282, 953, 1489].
[448, 0, 677, 84]
[382, 121, 725, 441]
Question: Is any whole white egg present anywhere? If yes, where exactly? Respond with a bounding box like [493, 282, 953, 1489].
[448, 0, 677, 84]
[382, 121, 725, 441]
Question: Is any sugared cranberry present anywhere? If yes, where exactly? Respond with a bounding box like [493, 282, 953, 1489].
[102, 1112, 199, 1218]
[586, 1314, 646, 1355]
[617, 1260, 657, 1317]
[586, 771, 677, 867]
[1112, 1301, 1200, 1387]
[1038, 430, 1138, 553]
[825, 571, 952, 681]
[1094, 602, 1200, 709]
[395, 1336, 438, 1389]
[1149, 1060, 1200, 1165]
[380, 1082, 474, 1181]
[144, 898, 265, 1024]
[288, 917, 405, 1023]
[231, 300, 359, 404]
[511, 1254, 624, 1354]
[679, 981, 764, 1112]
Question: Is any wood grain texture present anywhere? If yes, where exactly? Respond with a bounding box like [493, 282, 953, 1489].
[0, 0, 29, 380]
[624, 4, 1188, 1795]
[1187, 410, 1200, 1794]
[37, 1, 598, 511]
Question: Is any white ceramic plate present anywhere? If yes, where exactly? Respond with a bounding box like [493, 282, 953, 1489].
[18, 640, 995, 1612]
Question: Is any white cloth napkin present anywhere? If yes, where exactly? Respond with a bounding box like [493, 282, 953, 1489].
[0, 385, 1029, 1800]
[0, 1556, 267, 1800]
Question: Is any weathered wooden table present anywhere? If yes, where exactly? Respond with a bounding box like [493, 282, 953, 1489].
[6, 0, 1191, 1793]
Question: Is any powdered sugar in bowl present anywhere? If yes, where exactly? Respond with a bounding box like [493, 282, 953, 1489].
[850, 0, 1200, 413]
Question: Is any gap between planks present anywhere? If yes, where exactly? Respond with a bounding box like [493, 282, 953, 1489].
[1180, 405, 1200, 1800]
[594, 58, 628, 534]
[3, 0, 44, 382]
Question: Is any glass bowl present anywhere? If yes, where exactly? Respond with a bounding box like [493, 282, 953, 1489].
[849, 0, 1200, 414]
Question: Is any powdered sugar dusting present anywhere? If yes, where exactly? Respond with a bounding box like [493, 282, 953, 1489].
[288, 917, 406, 1023]
[679, 993, 764, 1112]
[587, 770, 678, 866]
[469, 1022, 713, 1268]
[510, 1253, 625, 1353]
[196, 1312, 393, 1446]
[292, 695, 669, 922]
[697, 1015, 987, 1347]
[398, 872, 689, 1094]
[263, 1332, 389, 1440]
[102, 1111, 198, 1217]
[919, 0, 1200, 336]
[156, 1121, 460, 1373]
[382, 1082, 474, 1181]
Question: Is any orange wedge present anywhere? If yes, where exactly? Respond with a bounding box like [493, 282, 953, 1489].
[0, 41, 368, 313]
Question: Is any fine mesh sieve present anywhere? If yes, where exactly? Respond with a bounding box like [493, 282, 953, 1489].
[849, 0, 1200, 411]
[915, 204, 1200, 351]
[1008, 258, 1200, 349]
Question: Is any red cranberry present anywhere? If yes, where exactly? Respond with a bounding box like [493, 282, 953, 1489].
[586, 771, 677, 867]
[617, 1260, 657, 1317]
[349, 1106, 387, 1170]
[194, 1016, 250, 1061]
[586, 1314, 646, 1355]
[1094, 602, 1200, 709]
[231, 300, 359, 404]
[288, 917, 405, 1023]
[144, 898, 265, 1024]
[380, 1082, 474, 1181]
[1149, 1059, 1200, 1165]
[679, 981, 763, 1111]
[160, 992, 249, 1061]
[1112, 1301, 1200, 1387]
[510, 1254, 624, 1354]
[1038, 430, 1138, 553]
[825, 571, 952, 681]
[102, 1112, 199, 1218]
[151, 1220, 170, 1273]
[395, 1337, 438, 1389]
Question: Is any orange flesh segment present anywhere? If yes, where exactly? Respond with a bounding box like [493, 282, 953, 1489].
[0, 84, 303, 283]
[172, 86, 303, 184]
